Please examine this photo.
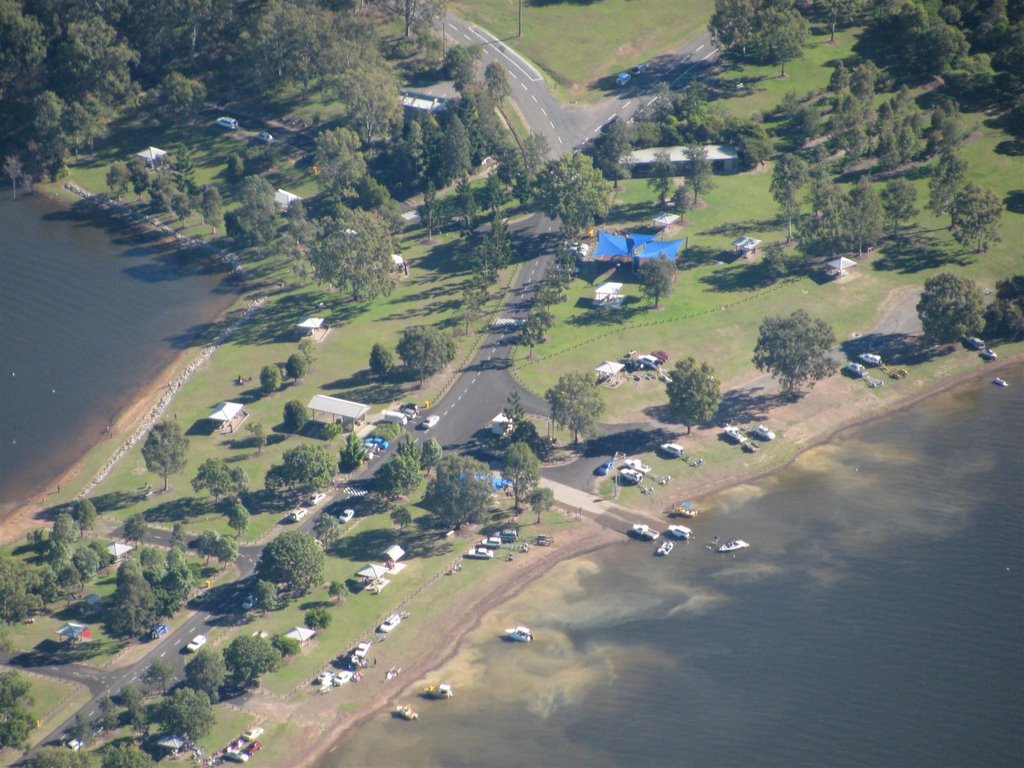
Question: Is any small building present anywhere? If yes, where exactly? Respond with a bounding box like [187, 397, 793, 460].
[652, 213, 680, 229]
[208, 401, 248, 433]
[827, 256, 858, 278]
[296, 317, 330, 343]
[624, 144, 740, 175]
[135, 147, 168, 167]
[400, 91, 448, 113]
[732, 236, 762, 256]
[57, 623, 89, 643]
[275, 189, 303, 210]
[356, 563, 388, 582]
[83, 593, 102, 612]
[156, 736, 187, 754]
[594, 361, 625, 384]
[491, 413, 510, 436]
[594, 282, 624, 307]
[308, 394, 370, 428]
[283, 626, 316, 645]
[383, 545, 405, 571]
[107, 542, 134, 561]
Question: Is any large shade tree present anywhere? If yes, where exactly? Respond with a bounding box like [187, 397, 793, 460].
[265, 444, 334, 494]
[546, 371, 606, 445]
[255, 531, 325, 595]
[142, 421, 188, 491]
[752, 310, 837, 394]
[533, 153, 612, 235]
[665, 358, 721, 434]
[423, 455, 493, 529]
[916, 272, 984, 343]
[396, 326, 456, 385]
[503, 442, 540, 511]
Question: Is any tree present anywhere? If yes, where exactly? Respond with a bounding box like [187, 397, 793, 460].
[527, 486, 555, 525]
[156, 687, 213, 742]
[0, 671, 34, 749]
[314, 127, 367, 201]
[950, 183, 1003, 253]
[254, 580, 278, 613]
[312, 514, 342, 549]
[256, 531, 325, 594]
[421, 181, 438, 240]
[534, 154, 612, 235]
[927, 148, 968, 216]
[117, 684, 146, 737]
[709, 0, 758, 56]
[304, 606, 331, 630]
[158, 71, 206, 118]
[753, 2, 809, 77]
[246, 422, 267, 456]
[283, 400, 310, 433]
[647, 152, 675, 207]
[369, 343, 394, 378]
[770, 155, 808, 243]
[143, 658, 174, 693]
[192, 458, 246, 501]
[639, 255, 676, 308]
[224, 634, 281, 688]
[396, 326, 456, 384]
[340, 61, 402, 143]
[666, 358, 721, 434]
[265, 444, 334, 494]
[3, 155, 23, 200]
[985, 277, 1024, 341]
[684, 144, 715, 205]
[142, 421, 188, 491]
[881, 179, 919, 237]
[184, 647, 226, 703]
[339, 432, 368, 472]
[328, 580, 349, 604]
[199, 186, 223, 234]
[846, 177, 884, 257]
[916, 273, 985, 343]
[71, 498, 97, 539]
[421, 438, 443, 475]
[760, 241, 790, 283]
[520, 308, 552, 358]
[100, 743, 154, 768]
[106, 161, 130, 200]
[376, 453, 423, 499]
[55, 17, 139, 107]
[260, 364, 282, 394]
[309, 211, 395, 302]
[123, 513, 148, 546]
[592, 119, 632, 188]
[546, 371, 605, 445]
[484, 61, 510, 103]
[461, 276, 488, 333]
[390, 507, 413, 530]
[227, 500, 250, 538]
[753, 310, 838, 394]
[423, 454, 493, 529]
[504, 442, 540, 511]
[213, 536, 238, 567]
[233, 176, 277, 246]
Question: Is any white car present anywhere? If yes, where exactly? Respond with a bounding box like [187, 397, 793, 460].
[465, 547, 495, 559]
[623, 458, 651, 474]
[858, 353, 882, 366]
[289, 507, 309, 522]
[379, 614, 402, 633]
[722, 426, 747, 444]
[256, 131, 274, 143]
[618, 468, 644, 485]
[964, 336, 986, 350]
[419, 415, 440, 430]
[844, 362, 867, 378]
[215, 116, 238, 130]
[308, 492, 327, 506]
[186, 634, 207, 652]
[751, 425, 776, 441]
[981, 348, 997, 360]
[336, 508, 355, 523]
[659, 443, 684, 458]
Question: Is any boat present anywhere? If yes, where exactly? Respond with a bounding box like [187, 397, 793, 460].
[505, 626, 533, 642]
[717, 539, 750, 553]
[623, 458, 652, 474]
[672, 502, 699, 518]
[394, 704, 418, 721]
[424, 683, 454, 699]
[629, 523, 660, 541]
[666, 525, 693, 540]
[656, 540, 674, 556]
[993, 378, 1008, 387]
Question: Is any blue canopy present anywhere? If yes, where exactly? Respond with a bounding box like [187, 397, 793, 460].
[634, 239, 685, 260]
[594, 231, 660, 258]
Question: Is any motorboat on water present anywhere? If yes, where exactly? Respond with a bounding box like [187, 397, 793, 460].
[629, 523, 660, 541]
[672, 502, 699, 518]
[717, 539, 750, 553]
[505, 626, 534, 642]
[656, 540, 674, 556]
[394, 705, 419, 720]
[424, 683, 454, 699]
[993, 378, 1008, 387]
[666, 525, 693, 540]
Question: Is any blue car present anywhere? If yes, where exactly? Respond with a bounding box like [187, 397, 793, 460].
[363, 437, 390, 451]
[595, 459, 615, 476]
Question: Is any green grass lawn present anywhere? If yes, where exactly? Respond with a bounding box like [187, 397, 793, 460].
[453, 0, 714, 97]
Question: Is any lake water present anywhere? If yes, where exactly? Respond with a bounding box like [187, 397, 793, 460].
[0, 194, 237, 516]
[330, 369, 1024, 768]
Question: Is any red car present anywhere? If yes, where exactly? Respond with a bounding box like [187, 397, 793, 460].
[247, 741, 262, 753]
[651, 350, 669, 364]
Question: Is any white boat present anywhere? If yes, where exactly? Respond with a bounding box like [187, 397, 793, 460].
[379, 614, 402, 633]
[623, 458, 652, 474]
[656, 540, 674, 556]
[672, 502, 699, 518]
[629, 523, 660, 541]
[994, 378, 1008, 387]
[717, 539, 750, 553]
[505, 626, 533, 642]
[666, 525, 693, 540]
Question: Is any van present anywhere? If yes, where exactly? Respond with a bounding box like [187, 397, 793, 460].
[289, 507, 309, 522]
[216, 116, 239, 130]
[381, 410, 408, 425]
[500, 529, 519, 543]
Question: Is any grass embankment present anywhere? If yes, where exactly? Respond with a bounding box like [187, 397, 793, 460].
[453, 0, 713, 98]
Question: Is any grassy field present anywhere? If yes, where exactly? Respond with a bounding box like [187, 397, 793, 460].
[453, 0, 714, 97]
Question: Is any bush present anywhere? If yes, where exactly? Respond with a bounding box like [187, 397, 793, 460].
[370, 422, 402, 440]
[304, 606, 331, 630]
[283, 400, 310, 433]
[271, 634, 301, 658]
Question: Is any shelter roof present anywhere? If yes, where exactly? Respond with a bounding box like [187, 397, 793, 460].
[209, 402, 244, 422]
[308, 395, 369, 419]
[383, 544, 405, 562]
[284, 626, 316, 643]
[624, 144, 739, 165]
[357, 563, 389, 580]
[275, 189, 303, 207]
[135, 147, 167, 162]
[57, 622, 87, 638]
[107, 542, 133, 558]
[595, 361, 625, 375]
[296, 317, 325, 330]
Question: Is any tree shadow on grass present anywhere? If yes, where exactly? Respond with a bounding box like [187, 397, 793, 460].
[584, 426, 677, 458]
[871, 232, 972, 274]
[331, 528, 398, 563]
[1004, 190, 1024, 214]
[566, 297, 647, 327]
[698, 262, 770, 293]
[679, 245, 729, 268]
[715, 386, 792, 425]
[186, 419, 218, 437]
[91, 490, 146, 513]
[144, 496, 212, 524]
[839, 332, 947, 366]
[12, 637, 123, 667]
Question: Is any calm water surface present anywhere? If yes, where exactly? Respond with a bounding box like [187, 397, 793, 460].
[0, 194, 236, 514]
[333, 371, 1023, 768]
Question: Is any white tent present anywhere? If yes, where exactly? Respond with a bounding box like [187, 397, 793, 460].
[595, 361, 625, 377]
[828, 256, 858, 276]
[107, 542, 133, 559]
[491, 413, 510, 436]
[296, 317, 325, 331]
[275, 189, 303, 209]
[383, 544, 405, 564]
[652, 213, 680, 229]
[57, 622, 88, 641]
[209, 401, 244, 423]
[135, 147, 168, 165]
[284, 626, 316, 644]
[357, 563, 389, 581]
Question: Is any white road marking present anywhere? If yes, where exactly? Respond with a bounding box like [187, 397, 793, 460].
[88, 710, 95, 716]
[701, 50, 715, 61]
[622, 100, 632, 109]
[449, 23, 457, 31]
[160, 651, 166, 657]
[548, 120, 555, 129]
[509, 70, 519, 80]
[531, 94, 538, 103]
[131, 674, 138, 681]
[558, 136, 564, 144]
[696, 44, 705, 52]
[520, 82, 528, 91]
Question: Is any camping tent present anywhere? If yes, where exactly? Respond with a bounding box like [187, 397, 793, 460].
[595, 361, 625, 377]
[594, 282, 623, 306]
[275, 189, 303, 209]
[491, 413, 510, 436]
[107, 542, 133, 559]
[732, 236, 762, 255]
[157, 736, 187, 751]
[827, 257, 858, 277]
[284, 626, 316, 644]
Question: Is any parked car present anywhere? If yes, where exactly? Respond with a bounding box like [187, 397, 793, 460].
[379, 614, 402, 633]
[618, 468, 644, 485]
[722, 426, 747, 444]
[844, 362, 867, 378]
[215, 116, 239, 130]
[480, 536, 503, 549]
[289, 507, 309, 522]
[659, 443, 685, 458]
[651, 350, 669, 364]
[500, 529, 519, 543]
[595, 459, 615, 476]
[465, 547, 495, 559]
[623, 458, 651, 474]
[307, 492, 327, 506]
[363, 437, 390, 452]
[381, 410, 408, 425]
[419, 415, 440, 430]
[186, 634, 207, 652]
[858, 353, 882, 366]
[336, 508, 355, 523]
[615, 71, 631, 86]
[399, 402, 420, 417]
[964, 336, 986, 350]
[632, 63, 651, 74]
[151, 624, 169, 639]
[751, 425, 776, 441]
[241, 595, 255, 610]
[256, 131, 274, 143]
[981, 348, 997, 360]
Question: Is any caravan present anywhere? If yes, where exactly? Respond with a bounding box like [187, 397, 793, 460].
[381, 410, 409, 425]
